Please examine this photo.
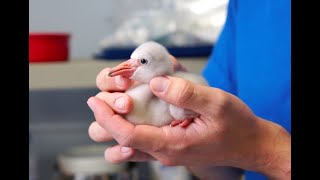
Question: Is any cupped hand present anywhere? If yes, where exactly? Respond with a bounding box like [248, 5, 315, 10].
[88, 58, 290, 180]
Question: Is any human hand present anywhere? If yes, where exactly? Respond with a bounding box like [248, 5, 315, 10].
[88, 60, 290, 180]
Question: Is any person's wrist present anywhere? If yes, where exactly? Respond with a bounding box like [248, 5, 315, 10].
[246, 117, 291, 180]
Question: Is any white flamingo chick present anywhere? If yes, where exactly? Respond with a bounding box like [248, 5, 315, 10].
[108, 41, 208, 127]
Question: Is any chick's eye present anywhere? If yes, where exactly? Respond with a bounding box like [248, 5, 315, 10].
[140, 58, 148, 65]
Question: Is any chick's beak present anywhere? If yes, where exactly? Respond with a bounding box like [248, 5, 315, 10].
[107, 59, 138, 78]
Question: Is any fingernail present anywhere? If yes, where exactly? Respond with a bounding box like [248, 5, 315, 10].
[87, 98, 96, 111]
[115, 76, 125, 88]
[151, 77, 169, 92]
[115, 97, 125, 110]
[121, 146, 131, 153]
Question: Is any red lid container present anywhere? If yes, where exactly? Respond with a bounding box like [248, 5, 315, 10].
[29, 32, 70, 63]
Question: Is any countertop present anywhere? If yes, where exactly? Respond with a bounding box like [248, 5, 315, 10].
[29, 58, 208, 90]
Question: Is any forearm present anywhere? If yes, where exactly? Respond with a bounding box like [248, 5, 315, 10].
[188, 166, 243, 180]
[188, 117, 291, 180]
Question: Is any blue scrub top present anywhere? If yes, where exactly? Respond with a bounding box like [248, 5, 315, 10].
[202, 0, 291, 179]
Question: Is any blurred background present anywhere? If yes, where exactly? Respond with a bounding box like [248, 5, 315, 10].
[29, 0, 228, 179]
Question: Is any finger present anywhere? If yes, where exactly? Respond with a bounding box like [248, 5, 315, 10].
[105, 145, 155, 164]
[88, 121, 114, 142]
[150, 76, 224, 116]
[87, 96, 135, 145]
[96, 68, 132, 92]
[95, 92, 133, 114]
[87, 97, 166, 151]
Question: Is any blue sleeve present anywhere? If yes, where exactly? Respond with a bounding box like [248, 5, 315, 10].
[202, 0, 290, 179]
[202, 0, 237, 95]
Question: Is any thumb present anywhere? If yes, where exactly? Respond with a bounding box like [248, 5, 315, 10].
[150, 76, 221, 115]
